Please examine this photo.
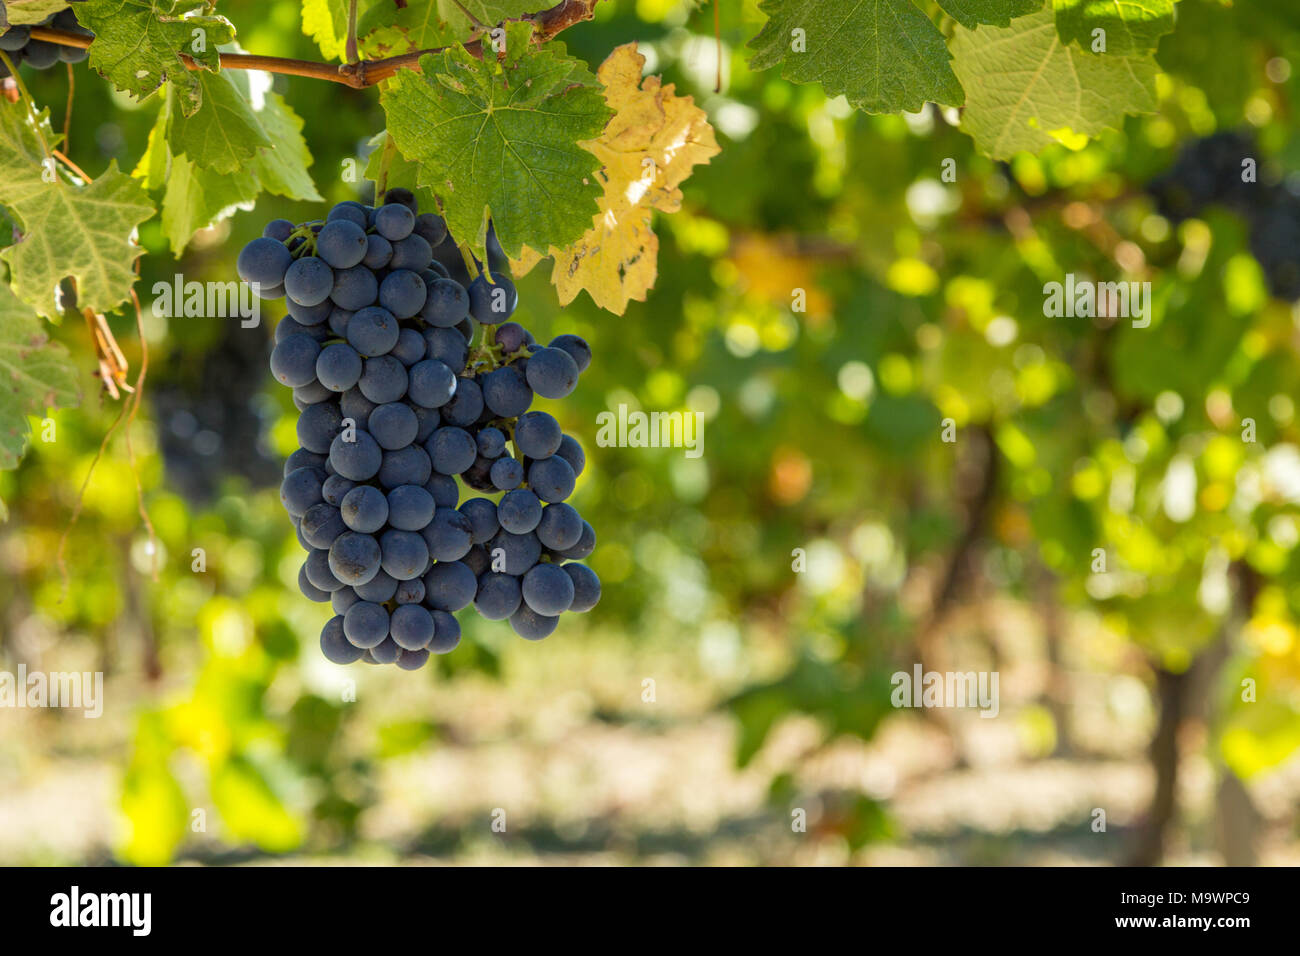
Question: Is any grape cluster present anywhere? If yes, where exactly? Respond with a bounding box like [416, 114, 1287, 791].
[1147, 131, 1300, 300]
[151, 325, 282, 504]
[241, 189, 601, 670]
[0, 8, 91, 74]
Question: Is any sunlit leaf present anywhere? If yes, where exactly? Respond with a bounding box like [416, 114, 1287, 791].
[0, 100, 153, 318]
[511, 44, 720, 314]
[380, 20, 613, 262]
[76, 0, 235, 116]
[748, 0, 965, 113]
[0, 282, 79, 471]
[949, 7, 1158, 159]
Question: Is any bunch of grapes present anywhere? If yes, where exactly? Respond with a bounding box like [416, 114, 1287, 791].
[1146, 131, 1258, 220]
[1147, 131, 1300, 300]
[239, 189, 600, 671]
[150, 327, 282, 505]
[0, 8, 91, 75]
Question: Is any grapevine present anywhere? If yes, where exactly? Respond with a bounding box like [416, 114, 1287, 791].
[0, 0, 1297, 872]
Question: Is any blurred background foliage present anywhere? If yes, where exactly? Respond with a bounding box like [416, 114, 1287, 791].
[3, 0, 1300, 865]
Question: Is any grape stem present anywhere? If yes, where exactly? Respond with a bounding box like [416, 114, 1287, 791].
[51, 148, 92, 183]
[454, 241, 479, 279]
[26, 0, 602, 90]
[468, 323, 516, 372]
[374, 133, 397, 201]
[63, 60, 75, 152]
[468, 339, 530, 378]
[286, 223, 319, 257]
[345, 0, 360, 66]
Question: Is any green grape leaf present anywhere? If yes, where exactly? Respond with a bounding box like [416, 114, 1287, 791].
[305, 0, 547, 62]
[1053, 0, 1175, 57]
[0, 101, 153, 318]
[158, 154, 257, 255]
[936, 0, 1043, 29]
[2, 0, 70, 27]
[135, 80, 322, 254]
[0, 282, 80, 472]
[950, 7, 1157, 159]
[301, 0, 391, 60]
[363, 130, 439, 210]
[379, 21, 613, 261]
[356, 0, 460, 55]
[245, 91, 324, 204]
[75, 0, 235, 117]
[1155, 0, 1251, 123]
[300, 0, 349, 60]
[167, 70, 272, 174]
[359, 0, 536, 52]
[748, 0, 965, 113]
[133, 99, 171, 192]
[443, 0, 537, 28]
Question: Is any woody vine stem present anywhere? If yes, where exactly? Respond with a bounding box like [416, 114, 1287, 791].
[23, 0, 602, 89]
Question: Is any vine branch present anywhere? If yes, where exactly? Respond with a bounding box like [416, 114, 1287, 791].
[26, 0, 601, 90]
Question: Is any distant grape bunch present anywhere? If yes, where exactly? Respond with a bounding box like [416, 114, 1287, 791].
[0, 8, 91, 75]
[1147, 131, 1300, 300]
[240, 189, 600, 670]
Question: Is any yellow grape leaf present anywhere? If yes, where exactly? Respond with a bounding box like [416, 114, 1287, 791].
[511, 44, 720, 314]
